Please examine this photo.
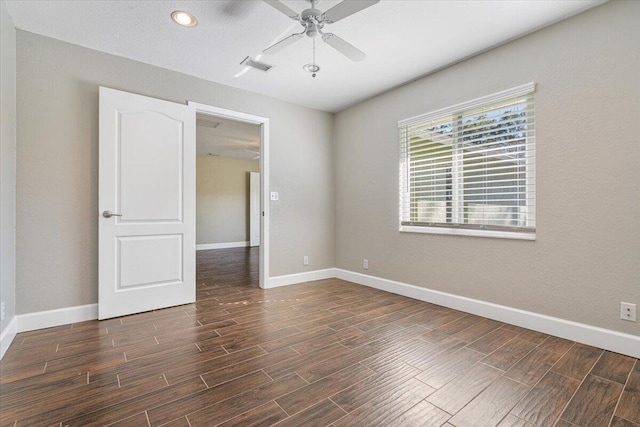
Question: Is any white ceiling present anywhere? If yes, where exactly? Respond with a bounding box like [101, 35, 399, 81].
[5, 0, 603, 113]
[196, 114, 260, 161]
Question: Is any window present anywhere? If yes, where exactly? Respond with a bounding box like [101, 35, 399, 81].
[399, 83, 536, 240]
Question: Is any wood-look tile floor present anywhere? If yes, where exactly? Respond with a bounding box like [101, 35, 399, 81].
[1, 247, 639, 427]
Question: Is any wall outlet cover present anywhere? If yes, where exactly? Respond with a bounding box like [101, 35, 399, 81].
[621, 302, 637, 322]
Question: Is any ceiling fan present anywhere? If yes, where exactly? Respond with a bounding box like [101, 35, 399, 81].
[263, 0, 380, 62]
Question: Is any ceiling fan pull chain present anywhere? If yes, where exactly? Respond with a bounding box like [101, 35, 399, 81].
[312, 37, 318, 78]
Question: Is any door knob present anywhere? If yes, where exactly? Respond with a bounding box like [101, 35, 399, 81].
[102, 210, 123, 218]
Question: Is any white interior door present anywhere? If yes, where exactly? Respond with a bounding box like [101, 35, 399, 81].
[249, 172, 260, 247]
[99, 87, 195, 320]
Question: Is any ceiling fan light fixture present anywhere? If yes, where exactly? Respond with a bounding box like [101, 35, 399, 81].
[306, 22, 319, 38]
[303, 64, 320, 73]
[303, 63, 320, 78]
[171, 10, 198, 27]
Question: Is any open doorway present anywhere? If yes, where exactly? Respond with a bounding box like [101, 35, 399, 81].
[189, 102, 269, 290]
[196, 113, 260, 287]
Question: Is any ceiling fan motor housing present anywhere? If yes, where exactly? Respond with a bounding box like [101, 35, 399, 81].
[300, 8, 325, 37]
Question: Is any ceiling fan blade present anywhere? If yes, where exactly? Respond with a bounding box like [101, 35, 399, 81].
[323, 0, 380, 23]
[263, 0, 299, 19]
[322, 33, 366, 62]
[263, 32, 304, 54]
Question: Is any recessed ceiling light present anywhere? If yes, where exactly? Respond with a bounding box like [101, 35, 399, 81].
[171, 10, 198, 27]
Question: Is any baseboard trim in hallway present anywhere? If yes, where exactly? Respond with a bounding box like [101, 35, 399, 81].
[196, 242, 249, 250]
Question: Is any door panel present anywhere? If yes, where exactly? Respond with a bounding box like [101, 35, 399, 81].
[117, 234, 183, 289]
[119, 111, 183, 222]
[99, 87, 195, 319]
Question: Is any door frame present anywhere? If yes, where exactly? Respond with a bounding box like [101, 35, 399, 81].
[188, 102, 269, 289]
[249, 172, 260, 248]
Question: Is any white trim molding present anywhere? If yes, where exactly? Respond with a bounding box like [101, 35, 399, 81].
[4, 271, 638, 361]
[17, 304, 98, 333]
[0, 316, 17, 360]
[196, 241, 250, 251]
[398, 82, 536, 127]
[400, 225, 536, 241]
[336, 269, 640, 359]
[188, 101, 270, 290]
[268, 268, 337, 289]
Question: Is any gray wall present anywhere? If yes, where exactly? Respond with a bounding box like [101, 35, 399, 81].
[11, 1, 639, 339]
[16, 31, 335, 314]
[196, 156, 259, 245]
[1, 0, 17, 334]
[334, 1, 640, 335]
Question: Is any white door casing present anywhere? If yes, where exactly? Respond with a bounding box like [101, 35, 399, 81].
[99, 87, 196, 319]
[250, 172, 260, 247]
[188, 101, 269, 289]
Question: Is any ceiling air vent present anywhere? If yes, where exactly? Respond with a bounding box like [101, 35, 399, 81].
[240, 56, 273, 72]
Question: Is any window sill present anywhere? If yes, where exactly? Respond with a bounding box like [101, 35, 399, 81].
[399, 225, 536, 241]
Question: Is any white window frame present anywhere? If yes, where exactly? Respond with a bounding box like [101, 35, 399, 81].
[399, 83, 536, 241]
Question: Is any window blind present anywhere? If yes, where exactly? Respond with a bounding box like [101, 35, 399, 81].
[399, 83, 536, 235]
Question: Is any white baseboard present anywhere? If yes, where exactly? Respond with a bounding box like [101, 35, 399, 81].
[336, 269, 640, 359]
[4, 270, 638, 360]
[268, 268, 337, 288]
[196, 242, 250, 251]
[0, 316, 18, 360]
[17, 303, 98, 333]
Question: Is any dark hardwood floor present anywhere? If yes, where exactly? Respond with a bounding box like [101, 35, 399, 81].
[1, 247, 638, 426]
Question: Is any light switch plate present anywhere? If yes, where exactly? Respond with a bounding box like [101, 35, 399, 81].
[270, 192, 279, 201]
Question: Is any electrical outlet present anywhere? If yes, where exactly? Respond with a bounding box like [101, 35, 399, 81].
[363, 259, 369, 270]
[1, 301, 5, 322]
[303, 256, 309, 266]
[621, 302, 637, 322]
